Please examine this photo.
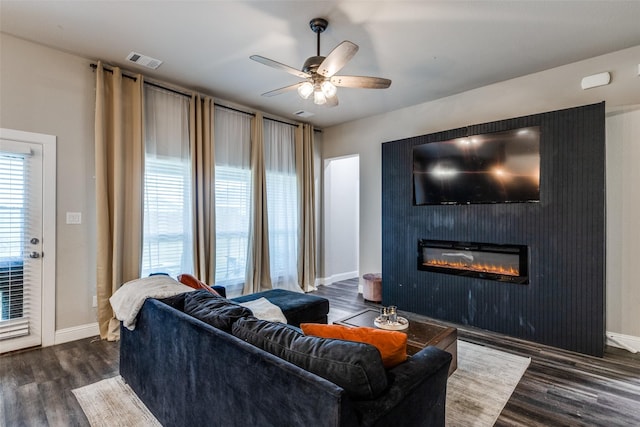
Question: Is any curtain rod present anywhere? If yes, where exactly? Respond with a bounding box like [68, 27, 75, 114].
[89, 63, 319, 132]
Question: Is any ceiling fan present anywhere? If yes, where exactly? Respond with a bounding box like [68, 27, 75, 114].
[250, 17, 391, 107]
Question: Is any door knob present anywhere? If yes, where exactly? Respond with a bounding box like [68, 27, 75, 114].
[29, 251, 41, 259]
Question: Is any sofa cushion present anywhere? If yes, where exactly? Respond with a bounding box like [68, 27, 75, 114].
[232, 317, 388, 400]
[232, 289, 329, 326]
[183, 290, 253, 332]
[300, 323, 408, 368]
[159, 293, 188, 311]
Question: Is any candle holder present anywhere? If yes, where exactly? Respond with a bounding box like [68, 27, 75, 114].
[374, 305, 409, 330]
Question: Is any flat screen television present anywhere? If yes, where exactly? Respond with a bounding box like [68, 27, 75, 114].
[413, 126, 540, 205]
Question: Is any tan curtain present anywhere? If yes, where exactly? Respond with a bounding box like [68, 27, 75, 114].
[94, 61, 144, 341]
[190, 95, 216, 284]
[296, 124, 317, 292]
[244, 113, 272, 294]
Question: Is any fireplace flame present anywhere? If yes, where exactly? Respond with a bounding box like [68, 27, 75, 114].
[424, 259, 519, 276]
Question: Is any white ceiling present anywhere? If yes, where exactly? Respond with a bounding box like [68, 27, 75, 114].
[2, 1, 640, 128]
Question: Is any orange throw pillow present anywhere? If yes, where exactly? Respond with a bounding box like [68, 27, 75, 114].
[177, 273, 220, 297]
[300, 323, 407, 368]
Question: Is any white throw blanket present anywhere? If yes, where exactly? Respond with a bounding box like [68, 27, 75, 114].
[238, 297, 288, 323]
[110, 275, 194, 330]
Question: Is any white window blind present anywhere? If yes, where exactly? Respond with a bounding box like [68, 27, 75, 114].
[264, 121, 299, 292]
[214, 107, 251, 294]
[214, 166, 251, 288]
[141, 156, 193, 278]
[141, 85, 193, 278]
[0, 152, 31, 340]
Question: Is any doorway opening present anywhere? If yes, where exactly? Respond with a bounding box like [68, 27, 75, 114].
[323, 155, 359, 285]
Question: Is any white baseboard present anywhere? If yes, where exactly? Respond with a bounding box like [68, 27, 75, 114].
[316, 271, 359, 286]
[606, 331, 640, 353]
[54, 322, 100, 345]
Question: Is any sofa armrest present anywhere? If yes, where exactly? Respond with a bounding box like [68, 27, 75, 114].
[353, 345, 451, 427]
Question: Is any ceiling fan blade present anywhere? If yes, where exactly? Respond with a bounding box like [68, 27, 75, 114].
[317, 41, 359, 77]
[261, 82, 304, 97]
[250, 55, 311, 79]
[330, 75, 392, 89]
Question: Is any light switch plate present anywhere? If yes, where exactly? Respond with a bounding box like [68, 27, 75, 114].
[66, 212, 82, 224]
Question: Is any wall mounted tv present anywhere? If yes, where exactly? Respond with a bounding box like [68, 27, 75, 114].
[413, 126, 540, 205]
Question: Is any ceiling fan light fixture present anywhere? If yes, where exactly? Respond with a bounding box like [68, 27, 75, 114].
[298, 81, 314, 99]
[321, 80, 337, 98]
[313, 89, 327, 105]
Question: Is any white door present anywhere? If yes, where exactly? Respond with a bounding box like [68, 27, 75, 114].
[0, 129, 56, 353]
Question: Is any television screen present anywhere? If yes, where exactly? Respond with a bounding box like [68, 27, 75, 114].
[413, 126, 540, 205]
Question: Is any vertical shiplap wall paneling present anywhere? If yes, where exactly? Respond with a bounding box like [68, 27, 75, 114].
[381, 102, 606, 356]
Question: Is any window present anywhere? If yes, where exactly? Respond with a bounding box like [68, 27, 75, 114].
[264, 120, 299, 291]
[138, 97, 303, 294]
[214, 107, 251, 295]
[141, 156, 193, 277]
[141, 86, 193, 278]
[0, 153, 25, 322]
[214, 166, 250, 289]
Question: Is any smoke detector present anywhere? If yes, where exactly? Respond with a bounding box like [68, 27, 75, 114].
[126, 51, 163, 70]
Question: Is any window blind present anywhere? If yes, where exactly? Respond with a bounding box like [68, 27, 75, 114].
[141, 85, 193, 278]
[0, 152, 31, 340]
[214, 166, 251, 288]
[264, 121, 299, 290]
[214, 107, 252, 295]
[141, 156, 193, 278]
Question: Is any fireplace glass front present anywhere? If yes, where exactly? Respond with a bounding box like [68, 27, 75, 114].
[418, 239, 529, 284]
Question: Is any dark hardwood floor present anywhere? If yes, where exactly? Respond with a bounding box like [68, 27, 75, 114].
[2, 278, 639, 426]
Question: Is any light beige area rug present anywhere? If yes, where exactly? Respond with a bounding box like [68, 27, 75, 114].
[446, 341, 531, 427]
[74, 341, 529, 427]
[72, 376, 161, 427]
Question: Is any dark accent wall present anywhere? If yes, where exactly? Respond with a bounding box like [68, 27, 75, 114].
[381, 102, 606, 356]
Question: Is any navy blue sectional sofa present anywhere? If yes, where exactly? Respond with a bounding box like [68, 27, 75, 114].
[119, 290, 451, 427]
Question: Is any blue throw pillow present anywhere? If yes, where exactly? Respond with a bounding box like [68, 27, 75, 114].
[184, 290, 253, 332]
[232, 317, 388, 400]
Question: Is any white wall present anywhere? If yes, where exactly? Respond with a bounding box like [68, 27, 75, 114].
[606, 105, 640, 342]
[322, 44, 640, 342]
[0, 33, 97, 332]
[322, 155, 359, 282]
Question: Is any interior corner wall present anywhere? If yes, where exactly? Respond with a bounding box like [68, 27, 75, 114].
[0, 33, 97, 330]
[322, 44, 640, 345]
[382, 103, 605, 356]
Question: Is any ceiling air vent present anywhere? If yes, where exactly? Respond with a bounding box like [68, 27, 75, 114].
[293, 110, 314, 118]
[126, 51, 163, 70]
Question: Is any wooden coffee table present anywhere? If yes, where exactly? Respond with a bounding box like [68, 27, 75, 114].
[335, 309, 457, 375]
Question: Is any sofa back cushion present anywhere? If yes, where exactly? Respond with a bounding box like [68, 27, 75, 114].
[184, 290, 253, 332]
[232, 317, 388, 400]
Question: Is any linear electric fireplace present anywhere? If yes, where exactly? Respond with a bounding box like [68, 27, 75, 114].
[418, 239, 529, 284]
